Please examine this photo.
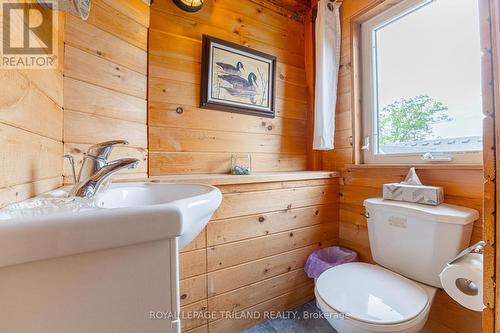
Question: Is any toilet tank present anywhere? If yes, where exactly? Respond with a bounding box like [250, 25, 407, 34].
[363, 198, 479, 288]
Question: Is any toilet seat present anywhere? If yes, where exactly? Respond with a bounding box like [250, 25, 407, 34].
[315, 263, 429, 325]
[314, 289, 433, 333]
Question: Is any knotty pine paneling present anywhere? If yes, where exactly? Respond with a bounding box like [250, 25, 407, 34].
[0, 4, 64, 207]
[479, 1, 498, 330]
[208, 282, 314, 333]
[179, 176, 339, 332]
[85, 0, 148, 50]
[207, 203, 337, 245]
[149, 152, 307, 175]
[64, 14, 147, 75]
[148, 0, 310, 175]
[248, 0, 311, 20]
[207, 268, 311, 317]
[485, 0, 500, 331]
[63, 0, 149, 183]
[149, 102, 306, 136]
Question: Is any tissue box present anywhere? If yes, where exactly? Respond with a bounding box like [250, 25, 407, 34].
[383, 183, 444, 206]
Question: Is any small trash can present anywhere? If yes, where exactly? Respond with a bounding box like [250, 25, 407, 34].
[304, 246, 358, 279]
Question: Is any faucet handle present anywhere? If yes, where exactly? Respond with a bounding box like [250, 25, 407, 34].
[64, 154, 77, 184]
[69, 158, 140, 198]
[87, 140, 129, 160]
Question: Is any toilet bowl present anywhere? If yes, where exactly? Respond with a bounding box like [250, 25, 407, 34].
[314, 263, 437, 333]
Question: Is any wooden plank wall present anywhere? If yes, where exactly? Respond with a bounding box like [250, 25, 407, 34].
[179, 176, 339, 333]
[317, 0, 485, 332]
[489, 0, 500, 331]
[248, 0, 311, 21]
[0, 3, 64, 207]
[148, 0, 310, 175]
[481, 0, 498, 331]
[62, 0, 149, 183]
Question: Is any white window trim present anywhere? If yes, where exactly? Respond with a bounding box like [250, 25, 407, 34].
[360, 0, 482, 165]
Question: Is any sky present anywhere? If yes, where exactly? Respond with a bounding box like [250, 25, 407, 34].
[375, 0, 483, 140]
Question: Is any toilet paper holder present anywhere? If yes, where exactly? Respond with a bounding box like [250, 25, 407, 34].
[444, 240, 484, 297]
[448, 240, 485, 265]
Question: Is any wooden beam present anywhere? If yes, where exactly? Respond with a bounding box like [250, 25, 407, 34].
[490, 0, 500, 331]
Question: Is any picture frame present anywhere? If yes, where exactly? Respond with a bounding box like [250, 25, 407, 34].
[201, 35, 276, 118]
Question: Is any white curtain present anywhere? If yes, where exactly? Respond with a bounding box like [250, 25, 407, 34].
[313, 0, 341, 150]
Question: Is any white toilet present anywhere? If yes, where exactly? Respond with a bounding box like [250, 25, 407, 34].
[314, 198, 479, 333]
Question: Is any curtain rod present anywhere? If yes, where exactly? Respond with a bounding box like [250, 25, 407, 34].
[312, 0, 343, 11]
[311, 0, 342, 21]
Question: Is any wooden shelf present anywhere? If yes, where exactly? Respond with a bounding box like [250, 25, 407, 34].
[140, 171, 339, 186]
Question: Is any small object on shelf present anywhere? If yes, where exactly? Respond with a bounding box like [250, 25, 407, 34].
[231, 153, 252, 175]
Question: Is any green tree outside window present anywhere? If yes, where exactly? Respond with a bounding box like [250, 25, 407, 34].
[379, 95, 452, 145]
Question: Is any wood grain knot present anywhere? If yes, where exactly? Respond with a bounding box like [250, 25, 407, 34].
[176, 107, 184, 114]
[258, 216, 265, 222]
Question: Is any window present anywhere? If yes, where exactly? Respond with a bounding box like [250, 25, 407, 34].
[361, 0, 484, 164]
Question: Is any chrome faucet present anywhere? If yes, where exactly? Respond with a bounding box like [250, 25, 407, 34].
[65, 140, 140, 198]
[78, 140, 131, 183]
[69, 158, 139, 198]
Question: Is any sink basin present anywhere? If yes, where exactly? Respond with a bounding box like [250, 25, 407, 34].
[95, 183, 215, 208]
[94, 182, 221, 248]
[0, 182, 221, 268]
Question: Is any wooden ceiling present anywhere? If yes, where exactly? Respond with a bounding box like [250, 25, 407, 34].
[248, 0, 312, 21]
[266, 0, 311, 12]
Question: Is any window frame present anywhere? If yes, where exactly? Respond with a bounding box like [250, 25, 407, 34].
[360, 0, 483, 165]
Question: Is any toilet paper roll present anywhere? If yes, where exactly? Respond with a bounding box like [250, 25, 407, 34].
[439, 253, 484, 312]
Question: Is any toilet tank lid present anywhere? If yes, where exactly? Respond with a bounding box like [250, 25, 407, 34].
[363, 198, 479, 225]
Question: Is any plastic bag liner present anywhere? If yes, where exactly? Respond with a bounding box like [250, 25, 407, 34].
[304, 246, 358, 279]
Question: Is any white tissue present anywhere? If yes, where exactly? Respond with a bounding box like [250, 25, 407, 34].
[401, 167, 422, 185]
[439, 253, 484, 311]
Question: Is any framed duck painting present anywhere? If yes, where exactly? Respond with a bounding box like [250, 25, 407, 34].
[201, 35, 276, 118]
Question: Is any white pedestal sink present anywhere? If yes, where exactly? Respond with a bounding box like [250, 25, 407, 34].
[0, 182, 221, 333]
